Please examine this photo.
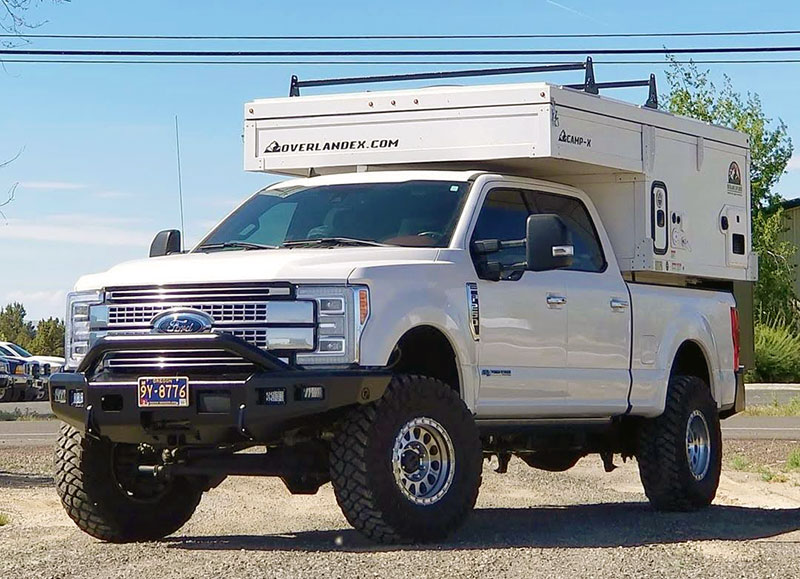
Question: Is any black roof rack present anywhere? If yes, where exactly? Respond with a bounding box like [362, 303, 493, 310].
[288, 57, 658, 109]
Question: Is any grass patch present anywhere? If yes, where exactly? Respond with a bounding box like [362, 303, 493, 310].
[742, 395, 800, 417]
[787, 448, 800, 471]
[727, 448, 800, 483]
[758, 467, 789, 483]
[729, 454, 752, 471]
[0, 513, 9, 526]
[0, 408, 54, 422]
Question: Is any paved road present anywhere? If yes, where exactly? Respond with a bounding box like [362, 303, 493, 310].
[0, 401, 52, 417]
[3, 386, 795, 416]
[0, 419, 60, 447]
[722, 415, 800, 440]
[0, 414, 798, 446]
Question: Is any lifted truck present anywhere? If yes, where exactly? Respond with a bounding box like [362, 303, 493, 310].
[51, 60, 754, 544]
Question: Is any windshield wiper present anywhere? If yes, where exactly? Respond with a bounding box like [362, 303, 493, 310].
[195, 241, 279, 252]
[281, 237, 390, 248]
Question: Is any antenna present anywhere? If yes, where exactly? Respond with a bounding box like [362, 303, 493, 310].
[174, 115, 186, 248]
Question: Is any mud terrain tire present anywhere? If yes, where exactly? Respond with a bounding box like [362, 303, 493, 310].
[638, 374, 722, 511]
[55, 424, 202, 542]
[330, 374, 482, 543]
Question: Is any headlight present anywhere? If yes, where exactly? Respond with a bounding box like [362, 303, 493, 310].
[65, 290, 104, 369]
[295, 285, 369, 366]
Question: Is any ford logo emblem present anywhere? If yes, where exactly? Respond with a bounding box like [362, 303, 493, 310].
[151, 309, 214, 334]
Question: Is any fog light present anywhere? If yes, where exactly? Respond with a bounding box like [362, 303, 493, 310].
[69, 390, 85, 408]
[318, 338, 345, 353]
[298, 385, 325, 401]
[260, 388, 286, 405]
[319, 298, 345, 314]
[53, 387, 67, 404]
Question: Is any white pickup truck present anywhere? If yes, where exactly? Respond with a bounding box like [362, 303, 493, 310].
[50, 61, 754, 544]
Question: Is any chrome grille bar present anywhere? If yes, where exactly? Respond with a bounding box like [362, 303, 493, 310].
[106, 282, 293, 304]
[107, 301, 314, 327]
[103, 349, 254, 370]
[100, 327, 315, 351]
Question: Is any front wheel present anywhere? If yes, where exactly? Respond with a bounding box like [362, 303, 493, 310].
[330, 375, 482, 543]
[637, 375, 722, 511]
[55, 424, 203, 542]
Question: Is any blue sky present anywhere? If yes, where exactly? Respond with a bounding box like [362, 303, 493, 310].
[1, 0, 799, 320]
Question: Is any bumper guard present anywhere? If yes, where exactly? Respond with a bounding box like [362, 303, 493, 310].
[49, 333, 390, 445]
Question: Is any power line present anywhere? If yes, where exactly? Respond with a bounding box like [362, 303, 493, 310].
[3, 46, 800, 57]
[2, 58, 800, 66]
[2, 30, 800, 40]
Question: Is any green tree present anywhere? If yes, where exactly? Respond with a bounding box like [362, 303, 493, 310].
[664, 59, 795, 321]
[29, 317, 65, 357]
[0, 302, 35, 349]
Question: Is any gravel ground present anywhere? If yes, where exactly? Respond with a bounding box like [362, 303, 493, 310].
[1, 440, 800, 579]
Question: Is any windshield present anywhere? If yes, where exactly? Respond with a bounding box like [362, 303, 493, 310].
[6, 344, 31, 357]
[196, 180, 469, 251]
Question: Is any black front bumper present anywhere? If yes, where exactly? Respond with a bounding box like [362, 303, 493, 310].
[49, 333, 390, 445]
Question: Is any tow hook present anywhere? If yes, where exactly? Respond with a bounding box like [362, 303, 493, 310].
[137, 464, 167, 478]
[137, 447, 177, 479]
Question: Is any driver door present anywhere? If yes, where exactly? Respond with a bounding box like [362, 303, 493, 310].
[470, 186, 570, 418]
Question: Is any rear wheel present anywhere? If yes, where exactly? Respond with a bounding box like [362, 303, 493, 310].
[55, 424, 203, 542]
[637, 375, 722, 511]
[330, 374, 482, 543]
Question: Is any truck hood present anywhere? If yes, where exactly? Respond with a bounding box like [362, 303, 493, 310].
[75, 247, 442, 290]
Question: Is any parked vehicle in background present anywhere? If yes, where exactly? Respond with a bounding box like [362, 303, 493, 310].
[0, 341, 64, 400]
[51, 61, 755, 544]
[0, 358, 13, 402]
[0, 341, 65, 371]
[0, 356, 33, 403]
[27, 361, 48, 401]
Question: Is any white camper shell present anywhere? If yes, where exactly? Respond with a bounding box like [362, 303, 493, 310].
[244, 79, 755, 283]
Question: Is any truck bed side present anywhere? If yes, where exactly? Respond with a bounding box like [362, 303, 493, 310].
[627, 283, 736, 417]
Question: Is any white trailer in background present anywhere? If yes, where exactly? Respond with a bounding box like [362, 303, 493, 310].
[52, 60, 754, 545]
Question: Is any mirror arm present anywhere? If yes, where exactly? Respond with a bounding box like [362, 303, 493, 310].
[476, 259, 528, 282]
[472, 238, 526, 256]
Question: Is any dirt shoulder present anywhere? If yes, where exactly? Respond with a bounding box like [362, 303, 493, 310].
[1, 441, 799, 579]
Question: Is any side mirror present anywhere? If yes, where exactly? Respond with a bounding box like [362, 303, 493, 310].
[526, 214, 574, 271]
[149, 229, 182, 257]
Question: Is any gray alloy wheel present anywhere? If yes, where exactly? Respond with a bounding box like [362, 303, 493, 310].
[392, 416, 456, 506]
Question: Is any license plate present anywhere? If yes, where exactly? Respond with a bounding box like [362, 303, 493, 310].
[138, 376, 189, 408]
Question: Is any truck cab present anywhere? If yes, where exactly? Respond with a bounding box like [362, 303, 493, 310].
[49, 61, 753, 545]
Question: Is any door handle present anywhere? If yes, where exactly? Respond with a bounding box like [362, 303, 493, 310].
[546, 294, 567, 308]
[610, 298, 629, 311]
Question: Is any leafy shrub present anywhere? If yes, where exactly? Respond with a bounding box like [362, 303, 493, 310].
[749, 318, 800, 383]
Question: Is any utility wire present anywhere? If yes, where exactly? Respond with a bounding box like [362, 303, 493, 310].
[3, 58, 800, 66]
[3, 30, 800, 40]
[3, 46, 800, 57]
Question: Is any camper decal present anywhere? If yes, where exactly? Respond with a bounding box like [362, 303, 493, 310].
[263, 139, 399, 154]
[727, 161, 743, 195]
[557, 130, 592, 148]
